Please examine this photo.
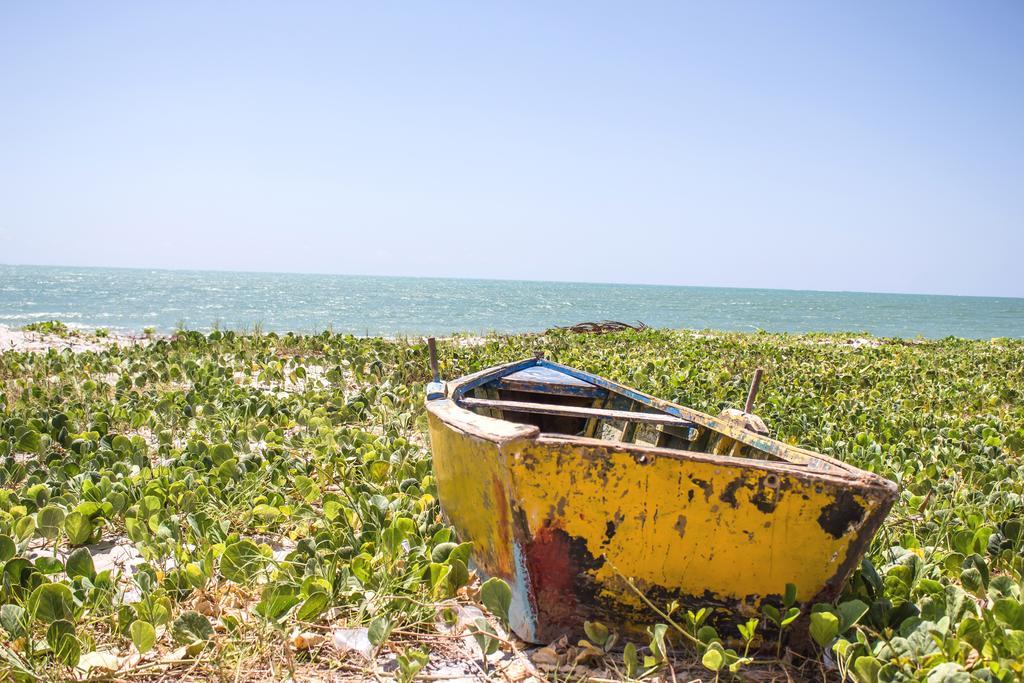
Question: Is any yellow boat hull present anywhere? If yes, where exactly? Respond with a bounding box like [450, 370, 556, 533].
[426, 361, 897, 643]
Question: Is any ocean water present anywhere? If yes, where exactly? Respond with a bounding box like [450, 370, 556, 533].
[1, 264, 1022, 339]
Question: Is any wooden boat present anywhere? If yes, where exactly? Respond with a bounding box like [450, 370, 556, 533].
[424, 353, 897, 644]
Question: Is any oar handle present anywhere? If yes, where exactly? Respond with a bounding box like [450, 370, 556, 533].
[744, 367, 764, 414]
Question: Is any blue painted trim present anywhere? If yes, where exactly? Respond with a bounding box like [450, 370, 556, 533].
[451, 358, 542, 399]
[536, 359, 682, 418]
[465, 543, 539, 643]
[448, 357, 689, 424]
[509, 541, 538, 642]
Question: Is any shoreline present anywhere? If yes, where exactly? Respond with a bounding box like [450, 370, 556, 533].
[0, 321, 951, 356]
[0, 323, 498, 354]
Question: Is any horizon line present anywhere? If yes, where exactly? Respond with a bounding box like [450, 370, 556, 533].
[3, 260, 1022, 302]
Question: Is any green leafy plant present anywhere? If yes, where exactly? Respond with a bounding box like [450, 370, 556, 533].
[396, 646, 429, 683]
[471, 618, 500, 671]
[1, 325, 1022, 681]
[46, 619, 80, 667]
[479, 577, 512, 629]
[130, 620, 156, 654]
[21, 320, 71, 336]
[583, 620, 618, 652]
[172, 610, 213, 646]
[761, 583, 800, 656]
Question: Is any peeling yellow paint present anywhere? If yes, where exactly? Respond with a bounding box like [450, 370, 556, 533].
[509, 440, 877, 604]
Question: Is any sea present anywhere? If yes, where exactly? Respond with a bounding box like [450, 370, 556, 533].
[1, 264, 1022, 339]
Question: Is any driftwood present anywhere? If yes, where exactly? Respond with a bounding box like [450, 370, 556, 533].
[550, 320, 649, 334]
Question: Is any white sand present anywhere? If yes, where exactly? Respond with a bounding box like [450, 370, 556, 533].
[0, 324, 148, 353]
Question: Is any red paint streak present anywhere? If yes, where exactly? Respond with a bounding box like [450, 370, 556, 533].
[525, 524, 576, 627]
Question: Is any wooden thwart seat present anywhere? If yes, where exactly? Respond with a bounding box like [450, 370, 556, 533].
[459, 397, 699, 429]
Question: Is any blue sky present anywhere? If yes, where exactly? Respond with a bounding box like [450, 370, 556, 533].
[1, 2, 1022, 297]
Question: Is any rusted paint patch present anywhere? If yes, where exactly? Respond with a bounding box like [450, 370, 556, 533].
[810, 487, 896, 607]
[524, 524, 576, 629]
[524, 523, 605, 639]
[751, 475, 785, 513]
[674, 514, 687, 538]
[719, 477, 747, 508]
[817, 490, 866, 539]
[624, 582, 763, 639]
[689, 475, 714, 501]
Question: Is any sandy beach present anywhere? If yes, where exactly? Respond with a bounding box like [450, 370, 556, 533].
[0, 323, 146, 353]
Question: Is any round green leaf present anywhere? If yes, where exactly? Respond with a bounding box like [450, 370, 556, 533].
[36, 505, 66, 540]
[0, 534, 15, 563]
[18, 429, 41, 452]
[293, 475, 320, 503]
[130, 619, 157, 654]
[171, 610, 213, 645]
[2, 556, 34, 590]
[14, 516, 35, 541]
[809, 611, 840, 648]
[479, 577, 512, 628]
[430, 542, 457, 563]
[252, 504, 281, 522]
[46, 619, 81, 666]
[296, 591, 330, 622]
[211, 443, 233, 465]
[28, 582, 74, 623]
[926, 662, 971, 683]
[35, 555, 64, 575]
[221, 539, 266, 584]
[66, 547, 96, 581]
[0, 603, 29, 639]
[702, 643, 725, 672]
[64, 511, 93, 546]
[368, 616, 392, 647]
[256, 582, 301, 621]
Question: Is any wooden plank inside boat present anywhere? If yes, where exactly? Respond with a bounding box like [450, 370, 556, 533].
[459, 397, 700, 429]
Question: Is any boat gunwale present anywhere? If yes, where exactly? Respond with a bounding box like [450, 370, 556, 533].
[427, 396, 896, 494]
[426, 394, 540, 444]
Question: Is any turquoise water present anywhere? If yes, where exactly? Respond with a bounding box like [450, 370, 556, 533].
[1, 264, 1022, 339]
